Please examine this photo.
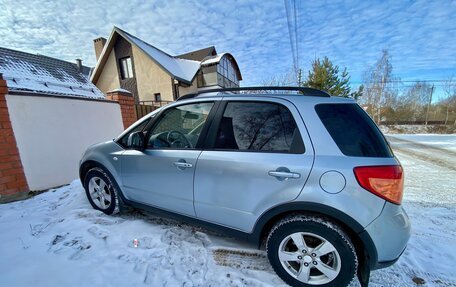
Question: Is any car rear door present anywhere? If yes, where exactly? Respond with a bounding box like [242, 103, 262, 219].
[194, 97, 314, 232]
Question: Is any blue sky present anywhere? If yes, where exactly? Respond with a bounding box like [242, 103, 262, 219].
[0, 0, 455, 100]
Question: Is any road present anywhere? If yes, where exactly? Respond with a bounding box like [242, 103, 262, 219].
[387, 135, 456, 171]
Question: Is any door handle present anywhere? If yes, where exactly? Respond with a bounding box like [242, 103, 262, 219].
[268, 167, 301, 181]
[268, 171, 300, 178]
[173, 161, 193, 169]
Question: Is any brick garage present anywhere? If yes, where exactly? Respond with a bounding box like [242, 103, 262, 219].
[0, 77, 29, 202]
[0, 47, 137, 203]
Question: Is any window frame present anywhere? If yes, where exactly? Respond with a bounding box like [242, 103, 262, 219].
[143, 100, 220, 151]
[203, 100, 305, 154]
[119, 57, 133, 79]
[116, 116, 151, 148]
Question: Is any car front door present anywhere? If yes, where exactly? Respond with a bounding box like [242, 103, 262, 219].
[121, 101, 216, 217]
[194, 98, 314, 232]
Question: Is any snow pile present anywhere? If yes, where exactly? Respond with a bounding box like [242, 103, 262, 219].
[0, 136, 455, 286]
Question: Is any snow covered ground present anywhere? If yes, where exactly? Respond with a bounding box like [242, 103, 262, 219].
[0, 135, 455, 287]
[389, 134, 456, 152]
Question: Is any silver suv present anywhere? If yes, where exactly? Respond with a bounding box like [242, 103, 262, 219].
[79, 87, 410, 287]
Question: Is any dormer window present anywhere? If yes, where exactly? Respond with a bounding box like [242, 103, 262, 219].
[197, 54, 240, 88]
[120, 57, 133, 79]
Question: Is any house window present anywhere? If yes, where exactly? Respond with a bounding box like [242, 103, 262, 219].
[154, 93, 161, 102]
[198, 57, 239, 88]
[120, 57, 133, 79]
[216, 56, 239, 88]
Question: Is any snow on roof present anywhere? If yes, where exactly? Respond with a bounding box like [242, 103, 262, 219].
[109, 88, 132, 94]
[118, 29, 200, 83]
[176, 46, 217, 61]
[0, 47, 104, 99]
[201, 53, 225, 66]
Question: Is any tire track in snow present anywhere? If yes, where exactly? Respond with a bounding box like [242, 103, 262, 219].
[212, 248, 273, 272]
[387, 136, 456, 171]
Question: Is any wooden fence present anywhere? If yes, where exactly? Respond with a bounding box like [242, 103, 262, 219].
[134, 100, 173, 119]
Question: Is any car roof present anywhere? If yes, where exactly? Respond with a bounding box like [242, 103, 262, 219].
[176, 86, 356, 105]
[178, 86, 329, 100]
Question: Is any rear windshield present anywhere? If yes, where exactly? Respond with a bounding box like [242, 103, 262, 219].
[315, 103, 393, 158]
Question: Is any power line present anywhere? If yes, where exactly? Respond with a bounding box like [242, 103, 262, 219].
[283, 1, 454, 93]
[294, 0, 299, 73]
[353, 84, 448, 89]
[285, 0, 298, 79]
[351, 80, 452, 84]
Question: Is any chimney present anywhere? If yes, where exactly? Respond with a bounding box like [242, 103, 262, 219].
[94, 37, 107, 61]
[75, 59, 83, 73]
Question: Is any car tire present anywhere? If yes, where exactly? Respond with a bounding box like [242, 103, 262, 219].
[266, 215, 357, 287]
[83, 167, 121, 215]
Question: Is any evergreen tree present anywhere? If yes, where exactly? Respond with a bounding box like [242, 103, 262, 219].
[304, 57, 355, 98]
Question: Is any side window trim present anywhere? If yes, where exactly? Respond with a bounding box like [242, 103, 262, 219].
[203, 100, 305, 154]
[143, 100, 220, 151]
[116, 117, 151, 148]
[202, 101, 227, 149]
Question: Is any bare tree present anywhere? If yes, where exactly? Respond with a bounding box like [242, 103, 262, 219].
[360, 50, 399, 123]
[398, 82, 433, 121]
[261, 72, 295, 89]
[443, 76, 456, 125]
[245, 71, 297, 94]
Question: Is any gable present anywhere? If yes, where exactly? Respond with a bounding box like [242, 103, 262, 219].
[132, 45, 174, 102]
[95, 49, 120, 94]
[91, 27, 201, 85]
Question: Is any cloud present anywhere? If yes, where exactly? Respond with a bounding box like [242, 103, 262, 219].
[0, 0, 454, 87]
[285, 0, 456, 83]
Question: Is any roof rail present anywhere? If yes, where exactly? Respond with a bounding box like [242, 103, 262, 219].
[177, 86, 331, 101]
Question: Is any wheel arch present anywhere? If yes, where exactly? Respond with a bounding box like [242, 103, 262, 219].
[252, 202, 378, 269]
[79, 160, 130, 202]
[79, 160, 104, 186]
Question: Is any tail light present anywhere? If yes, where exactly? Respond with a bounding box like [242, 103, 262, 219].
[353, 165, 404, 204]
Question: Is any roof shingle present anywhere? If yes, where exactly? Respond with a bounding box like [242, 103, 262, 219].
[0, 47, 104, 99]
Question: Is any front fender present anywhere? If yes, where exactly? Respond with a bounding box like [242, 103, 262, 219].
[79, 140, 124, 188]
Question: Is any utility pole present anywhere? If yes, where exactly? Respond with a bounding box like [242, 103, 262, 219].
[297, 68, 302, 87]
[425, 84, 434, 125]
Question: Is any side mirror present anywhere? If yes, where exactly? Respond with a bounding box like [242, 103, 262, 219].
[127, 131, 145, 150]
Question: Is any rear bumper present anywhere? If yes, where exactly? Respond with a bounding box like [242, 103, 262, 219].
[364, 202, 411, 269]
[375, 246, 406, 269]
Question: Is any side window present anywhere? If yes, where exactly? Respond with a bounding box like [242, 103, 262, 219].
[119, 117, 150, 147]
[214, 102, 304, 153]
[147, 102, 214, 149]
[315, 104, 393, 157]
